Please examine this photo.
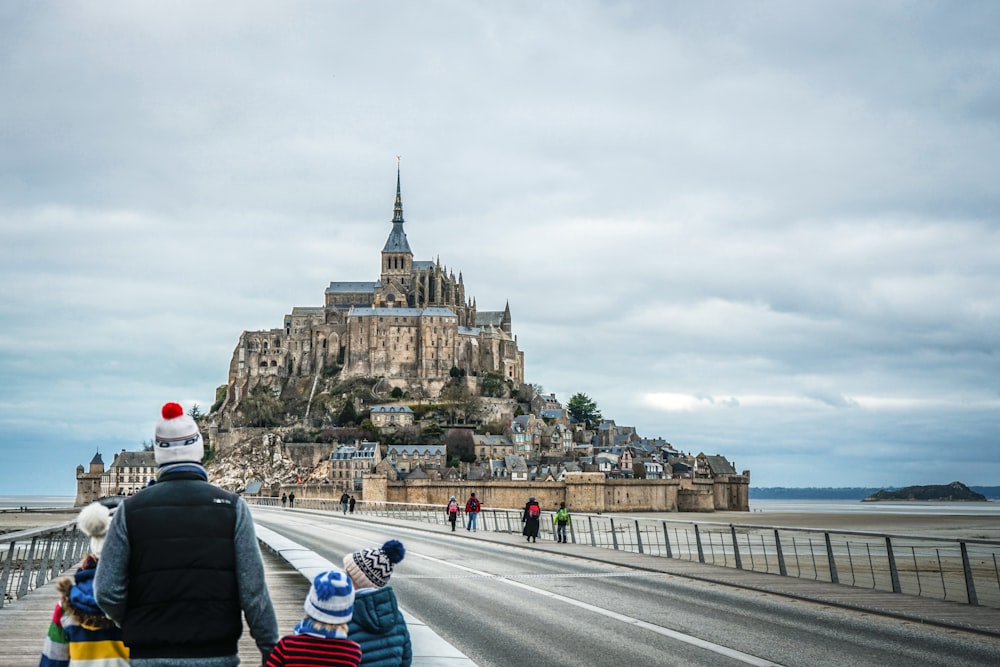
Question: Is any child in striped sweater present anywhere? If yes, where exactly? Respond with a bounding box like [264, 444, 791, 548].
[266, 569, 362, 667]
[39, 502, 129, 667]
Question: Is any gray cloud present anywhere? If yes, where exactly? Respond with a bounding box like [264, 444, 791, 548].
[2, 1, 998, 494]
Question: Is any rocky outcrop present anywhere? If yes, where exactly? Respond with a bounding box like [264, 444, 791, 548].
[207, 431, 298, 493]
[862, 481, 987, 502]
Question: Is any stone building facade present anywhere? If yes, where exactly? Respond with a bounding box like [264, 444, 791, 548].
[220, 166, 525, 411]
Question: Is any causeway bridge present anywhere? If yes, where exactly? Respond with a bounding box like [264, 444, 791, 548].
[3, 505, 1000, 665]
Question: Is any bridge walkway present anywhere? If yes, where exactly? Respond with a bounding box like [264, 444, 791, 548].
[349, 509, 1000, 639]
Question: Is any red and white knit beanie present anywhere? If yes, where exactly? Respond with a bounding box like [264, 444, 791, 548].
[154, 402, 204, 466]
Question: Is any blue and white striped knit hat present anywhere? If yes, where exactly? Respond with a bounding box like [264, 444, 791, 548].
[304, 570, 354, 624]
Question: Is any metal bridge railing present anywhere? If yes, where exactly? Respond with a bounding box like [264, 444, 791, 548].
[247, 496, 1000, 608]
[0, 522, 89, 608]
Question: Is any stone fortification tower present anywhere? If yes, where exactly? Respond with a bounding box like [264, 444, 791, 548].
[74, 451, 105, 507]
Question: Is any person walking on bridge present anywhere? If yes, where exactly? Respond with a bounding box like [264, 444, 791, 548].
[464, 492, 480, 531]
[522, 496, 541, 543]
[446, 496, 460, 531]
[340, 492, 350, 515]
[553, 501, 571, 543]
[95, 401, 278, 667]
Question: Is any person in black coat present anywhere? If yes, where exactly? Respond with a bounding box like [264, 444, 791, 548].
[522, 496, 541, 543]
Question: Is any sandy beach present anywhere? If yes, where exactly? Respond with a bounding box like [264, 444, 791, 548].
[0, 509, 77, 535]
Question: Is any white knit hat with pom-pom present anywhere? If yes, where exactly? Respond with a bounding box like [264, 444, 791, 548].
[154, 401, 204, 465]
[77, 502, 111, 556]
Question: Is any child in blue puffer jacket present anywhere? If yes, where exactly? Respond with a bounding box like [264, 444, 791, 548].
[342, 540, 412, 667]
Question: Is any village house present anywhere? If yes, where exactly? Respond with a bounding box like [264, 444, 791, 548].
[472, 433, 514, 461]
[329, 441, 381, 492]
[386, 443, 446, 473]
[102, 450, 157, 497]
[369, 404, 415, 429]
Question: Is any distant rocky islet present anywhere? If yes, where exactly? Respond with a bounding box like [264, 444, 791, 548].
[862, 481, 987, 502]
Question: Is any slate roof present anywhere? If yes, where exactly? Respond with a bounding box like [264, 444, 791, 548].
[326, 282, 378, 293]
[476, 311, 505, 327]
[388, 444, 445, 456]
[382, 221, 412, 253]
[347, 307, 457, 319]
[371, 405, 414, 414]
[110, 450, 157, 468]
[702, 455, 737, 476]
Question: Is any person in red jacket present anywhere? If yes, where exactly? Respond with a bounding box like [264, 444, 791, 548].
[464, 492, 481, 532]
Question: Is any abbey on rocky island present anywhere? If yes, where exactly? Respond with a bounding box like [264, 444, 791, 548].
[221, 166, 525, 408]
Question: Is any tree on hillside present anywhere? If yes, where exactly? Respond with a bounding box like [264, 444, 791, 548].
[444, 428, 476, 465]
[188, 404, 204, 421]
[480, 371, 507, 398]
[238, 384, 283, 427]
[441, 380, 482, 424]
[567, 392, 602, 428]
[337, 400, 358, 426]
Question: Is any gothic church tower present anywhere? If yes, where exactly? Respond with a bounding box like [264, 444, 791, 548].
[377, 161, 413, 306]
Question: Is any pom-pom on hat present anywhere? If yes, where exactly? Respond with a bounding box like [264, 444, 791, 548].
[154, 402, 204, 466]
[77, 502, 111, 556]
[343, 540, 405, 590]
[304, 569, 354, 624]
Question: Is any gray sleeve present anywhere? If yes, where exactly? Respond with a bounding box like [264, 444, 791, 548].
[93, 505, 130, 625]
[234, 497, 279, 660]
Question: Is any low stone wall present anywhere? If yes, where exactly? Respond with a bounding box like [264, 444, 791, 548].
[352, 472, 748, 512]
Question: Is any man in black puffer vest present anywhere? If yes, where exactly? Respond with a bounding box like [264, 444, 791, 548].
[95, 402, 278, 666]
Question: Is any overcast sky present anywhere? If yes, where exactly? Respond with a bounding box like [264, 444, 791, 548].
[2, 2, 998, 496]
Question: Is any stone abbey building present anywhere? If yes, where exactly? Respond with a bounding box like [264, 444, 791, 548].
[223, 167, 525, 405]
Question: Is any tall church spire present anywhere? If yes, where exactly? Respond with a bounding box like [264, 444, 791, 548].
[382, 156, 412, 255]
[392, 155, 404, 224]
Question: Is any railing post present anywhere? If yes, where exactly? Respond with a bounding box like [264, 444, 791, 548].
[635, 519, 644, 554]
[730, 525, 743, 570]
[960, 542, 979, 606]
[774, 529, 787, 576]
[18, 536, 40, 598]
[610, 518, 619, 551]
[825, 533, 839, 584]
[694, 524, 705, 563]
[0, 540, 16, 608]
[588, 516, 596, 547]
[885, 536, 901, 593]
[662, 521, 673, 559]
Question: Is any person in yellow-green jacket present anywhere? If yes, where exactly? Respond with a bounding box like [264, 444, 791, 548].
[553, 501, 571, 543]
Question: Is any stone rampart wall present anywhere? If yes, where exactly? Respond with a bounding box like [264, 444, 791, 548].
[275, 472, 750, 512]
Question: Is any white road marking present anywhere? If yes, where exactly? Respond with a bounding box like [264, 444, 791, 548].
[410, 549, 784, 667]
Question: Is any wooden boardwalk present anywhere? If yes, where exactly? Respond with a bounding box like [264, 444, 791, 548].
[0, 549, 309, 667]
